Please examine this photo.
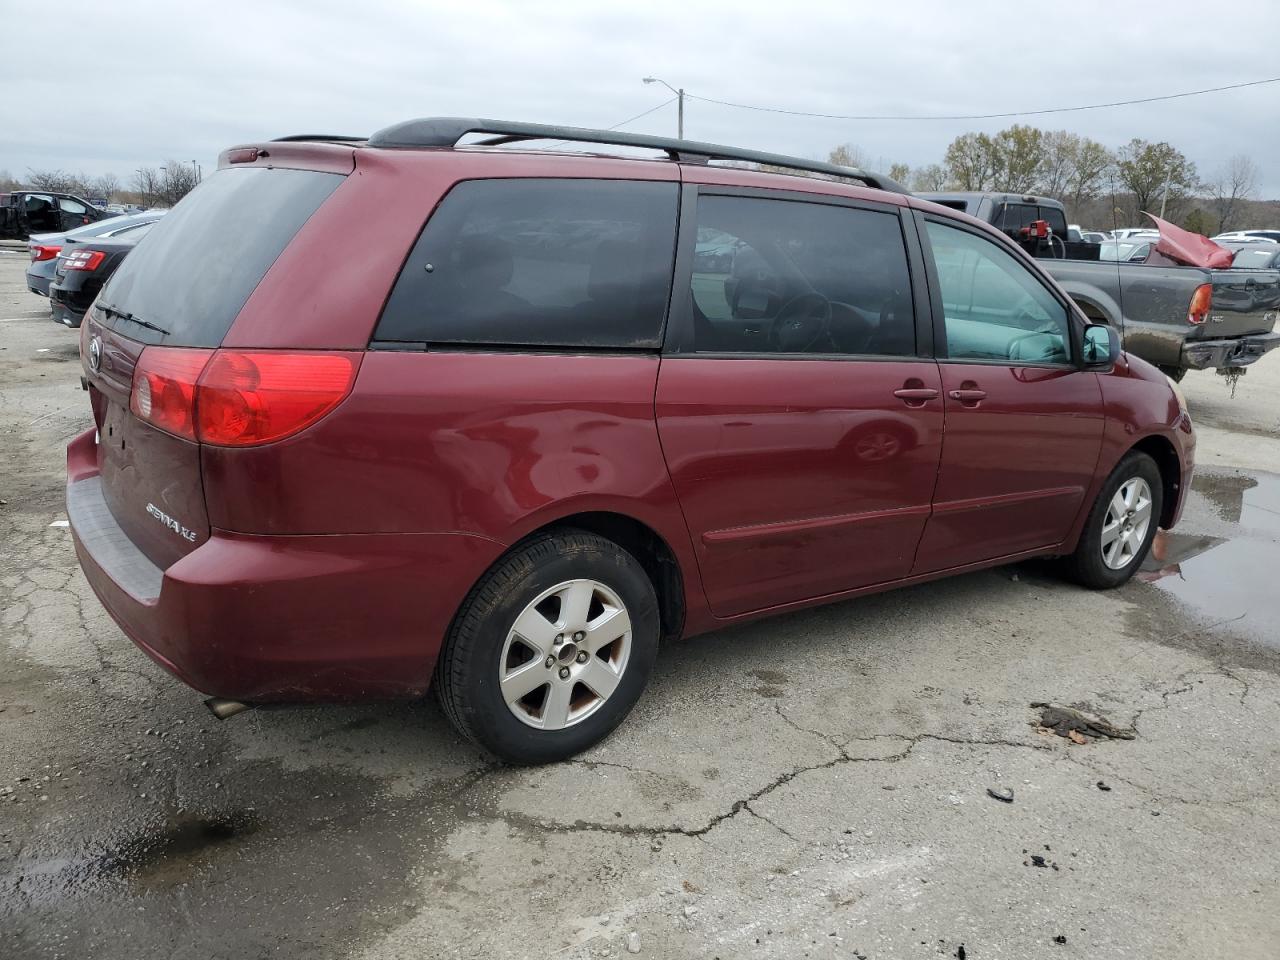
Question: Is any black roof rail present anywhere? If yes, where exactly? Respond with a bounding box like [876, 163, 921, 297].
[364, 117, 907, 193]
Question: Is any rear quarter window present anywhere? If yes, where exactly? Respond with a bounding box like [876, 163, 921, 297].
[375, 178, 679, 349]
[99, 167, 342, 346]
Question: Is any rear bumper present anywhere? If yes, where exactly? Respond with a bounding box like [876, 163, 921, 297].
[26, 271, 51, 297]
[66, 428, 504, 702]
[49, 283, 87, 327]
[1181, 331, 1280, 370]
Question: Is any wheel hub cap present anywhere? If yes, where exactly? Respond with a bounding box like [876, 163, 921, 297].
[498, 579, 633, 730]
[1100, 477, 1154, 570]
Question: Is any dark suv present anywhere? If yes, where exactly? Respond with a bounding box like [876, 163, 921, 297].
[68, 119, 1194, 763]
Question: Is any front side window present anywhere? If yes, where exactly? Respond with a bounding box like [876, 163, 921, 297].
[925, 220, 1071, 365]
[376, 179, 678, 348]
[688, 195, 914, 356]
[58, 197, 87, 214]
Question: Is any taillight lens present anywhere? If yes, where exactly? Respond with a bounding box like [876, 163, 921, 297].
[31, 244, 60, 262]
[1188, 283, 1212, 325]
[130, 348, 213, 441]
[197, 351, 359, 446]
[63, 249, 106, 272]
[128, 348, 360, 446]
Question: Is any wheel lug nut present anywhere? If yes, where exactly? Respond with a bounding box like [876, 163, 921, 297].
[573, 631, 585, 642]
[576, 651, 588, 663]
[553, 634, 564, 645]
[545, 656, 555, 668]
[558, 667, 570, 679]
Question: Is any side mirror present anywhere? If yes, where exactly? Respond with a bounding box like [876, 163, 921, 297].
[1082, 323, 1119, 368]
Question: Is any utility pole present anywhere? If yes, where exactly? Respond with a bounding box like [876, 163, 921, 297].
[642, 76, 685, 139]
[1158, 169, 1172, 220]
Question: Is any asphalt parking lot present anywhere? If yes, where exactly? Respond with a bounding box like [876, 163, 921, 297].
[1, 245, 1278, 960]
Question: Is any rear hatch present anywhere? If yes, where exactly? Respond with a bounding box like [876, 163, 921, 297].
[81, 165, 344, 568]
[1197, 269, 1280, 340]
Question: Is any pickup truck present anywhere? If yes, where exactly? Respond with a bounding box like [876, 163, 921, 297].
[0, 191, 109, 240]
[919, 191, 1280, 380]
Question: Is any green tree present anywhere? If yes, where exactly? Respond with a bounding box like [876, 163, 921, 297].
[992, 124, 1044, 194]
[827, 143, 868, 169]
[1066, 138, 1115, 215]
[887, 162, 911, 185]
[944, 132, 1000, 190]
[1116, 139, 1197, 220]
[911, 163, 950, 192]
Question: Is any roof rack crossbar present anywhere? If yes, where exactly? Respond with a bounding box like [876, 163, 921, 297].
[271, 134, 367, 143]
[364, 117, 907, 193]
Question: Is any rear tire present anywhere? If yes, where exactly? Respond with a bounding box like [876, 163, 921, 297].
[1061, 451, 1163, 589]
[1158, 365, 1187, 383]
[435, 529, 660, 764]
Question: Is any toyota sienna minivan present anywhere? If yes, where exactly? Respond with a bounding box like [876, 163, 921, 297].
[67, 118, 1195, 763]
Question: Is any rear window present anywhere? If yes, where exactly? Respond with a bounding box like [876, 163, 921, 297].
[375, 178, 679, 348]
[98, 167, 342, 346]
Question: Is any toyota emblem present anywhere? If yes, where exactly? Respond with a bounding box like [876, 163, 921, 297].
[87, 335, 102, 373]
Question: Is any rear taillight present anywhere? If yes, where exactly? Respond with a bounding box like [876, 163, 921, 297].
[30, 244, 60, 262]
[130, 348, 213, 441]
[63, 249, 106, 272]
[1188, 283, 1212, 325]
[197, 351, 360, 446]
[129, 348, 359, 446]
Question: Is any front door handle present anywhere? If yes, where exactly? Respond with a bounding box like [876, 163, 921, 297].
[893, 387, 940, 402]
[948, 388, 988, 404]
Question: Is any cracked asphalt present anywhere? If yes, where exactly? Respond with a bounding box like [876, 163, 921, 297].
[1, 246, 1278, 959]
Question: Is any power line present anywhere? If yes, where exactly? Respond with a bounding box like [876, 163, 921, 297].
[543, 98, 676, 148]
[684, 76, 1280, 122]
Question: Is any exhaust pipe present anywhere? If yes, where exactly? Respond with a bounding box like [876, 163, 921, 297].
[205, 697, 253, 720]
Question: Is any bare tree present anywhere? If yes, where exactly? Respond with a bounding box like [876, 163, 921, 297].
[1066, 138, 1115, 216]
[0, 169, 19, 192]
[131, 167, 164, 207]
[1208, 155, 1258, 233]
[887, 162, 911, 185]
[88, 173, 120, 203]
[156, 161, 201, 206]
[27, 169, 81, 193]
[827, 143, 869, 169]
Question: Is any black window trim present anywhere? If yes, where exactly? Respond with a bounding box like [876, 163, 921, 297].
[369, 175, 682, 354]
[912, 209, 1088, 369]
[662, 184, 934, 362]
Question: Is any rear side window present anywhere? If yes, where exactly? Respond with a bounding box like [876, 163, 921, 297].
[688, 195, 915, 356]
[376, 179, 678, 348]
[100, 167, 342, 346]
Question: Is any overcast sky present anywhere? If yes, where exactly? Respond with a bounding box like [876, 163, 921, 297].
[5, 0, 1279, 197]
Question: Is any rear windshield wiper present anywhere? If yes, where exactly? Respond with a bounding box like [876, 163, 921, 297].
[97, 302, 170, 336]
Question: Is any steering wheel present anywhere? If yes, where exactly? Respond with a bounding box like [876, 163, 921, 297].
[770, 292, 832, 353]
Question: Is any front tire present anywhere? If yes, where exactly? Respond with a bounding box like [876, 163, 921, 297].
[1062, 451, 1162, 589]
[435, 529, 660, 764]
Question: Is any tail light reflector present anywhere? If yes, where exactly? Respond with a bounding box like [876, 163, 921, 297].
[31, 244, 60, 262]
[197, 351, 360, 446]
[1187, 283, 1212, 325]
[128, 348, 360, 446]
[130, 348, 214, 441]
[63, 249, 106, 272]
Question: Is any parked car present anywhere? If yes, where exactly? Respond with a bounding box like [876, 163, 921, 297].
[1224, 243, 1280, 271]
[1110, 228, 1161, 241]
[1098, 239, 1153, 262]
[1214, 230, 1280, 244]
[918, 192, 1280, 380]
[0, 190, 109, 239]
[49, 223, 157, 327]
[1081, 231, 1108, 244]
[67, 118, 1195, 763]
[26, 212, 166, 297]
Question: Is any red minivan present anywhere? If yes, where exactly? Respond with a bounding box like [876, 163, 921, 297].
[67, 119, 1195, 762]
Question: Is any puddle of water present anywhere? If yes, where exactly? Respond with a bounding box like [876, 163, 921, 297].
[1140, 472, 1280, 649]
